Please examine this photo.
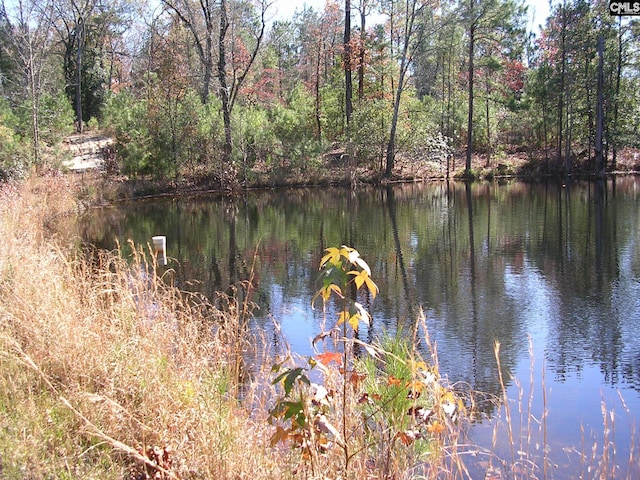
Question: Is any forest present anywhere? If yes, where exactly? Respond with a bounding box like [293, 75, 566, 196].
[0, 0, 639, 188]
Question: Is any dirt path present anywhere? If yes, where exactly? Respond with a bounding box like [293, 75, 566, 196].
[63, 132, 115, 171]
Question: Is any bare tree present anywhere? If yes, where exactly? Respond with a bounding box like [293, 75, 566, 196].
[161, 0, 216, 103]
[217, 0, 270, 175]
[52, 0, 99, 133]
[384, 0, 423, 178]
[355, 0, 371, 101]
[1, 0, 56, 163]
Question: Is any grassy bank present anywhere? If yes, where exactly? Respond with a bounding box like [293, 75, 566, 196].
[0, 176, 289, 479]
[1, 175, 638, 479]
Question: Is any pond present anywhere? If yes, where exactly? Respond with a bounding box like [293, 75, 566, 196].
[76, 177, 640, 477]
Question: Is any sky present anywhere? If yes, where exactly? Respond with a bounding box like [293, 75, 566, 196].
[270, 0, 552, 33]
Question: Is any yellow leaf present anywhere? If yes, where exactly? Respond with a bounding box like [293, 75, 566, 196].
[320, 247, 341, 268]
[329, 284, 343, 297]
[348, 269, 367, 289]
[319, 283, 343, 302]
[320, 285, 332, 302]
[348, 313, 360, 332]
[364, 276, 378, 299]
[337, 310, 349, 326]
[408, 360, 427, 375]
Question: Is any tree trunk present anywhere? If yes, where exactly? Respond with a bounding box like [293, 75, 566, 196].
[384, 0, 417, 178]
[595, 35, 605, 178]
[344, 0, 353, 127]
[358, 1, 366, 100]
[612, 16, 623, 170]
[484, 70, 491, 168]
[314, 33, 322, 140]
[218, 0, 232, 165]
[557, 2, 566, 165]
[465, 21, 475, 175]
[385, 85, 402, 177]
[75, 17, 84, 133]
[564, 80, 572, 174]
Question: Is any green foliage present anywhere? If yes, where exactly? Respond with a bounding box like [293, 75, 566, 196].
[0, 99, 30, 180]
[401, 95, 452, 165]
[106, 85, 220, 179]
[80, 48, 108, 124]
[103, 91, 153, 177]
[318, 68, 348, 142]
[36, 92, 75, 144]
[235, 104, 277, 169]
[148, 89, 203, 178]
[271, 85, 322, 165]
[615, 78, 640, 148]
[234, 84, 322, 182]
[351, 98, 391, 170]
[356, 335, 463, 452]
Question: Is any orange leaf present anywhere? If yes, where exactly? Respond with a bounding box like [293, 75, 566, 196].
[315, 351, 343, 366]
[406, 379, 424, 394]
[387, 375, 402, 387]
[397, 430, 421, 446]
[427, 421, 446, 435]
[349, 371, 366, 386]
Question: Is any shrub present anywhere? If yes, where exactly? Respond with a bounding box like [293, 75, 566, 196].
[103, 91, 154, 177]
[0, 100, 30, 180]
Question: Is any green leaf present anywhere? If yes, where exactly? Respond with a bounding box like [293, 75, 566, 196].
[272, 367, 309, 396]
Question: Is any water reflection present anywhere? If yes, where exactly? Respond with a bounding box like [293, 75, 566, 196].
[76, 178, 640, 422]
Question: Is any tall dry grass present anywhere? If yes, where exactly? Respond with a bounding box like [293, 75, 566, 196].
[0, 176, 289, 479]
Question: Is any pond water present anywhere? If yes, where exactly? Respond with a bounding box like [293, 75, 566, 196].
[76, 177, 640, 477]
